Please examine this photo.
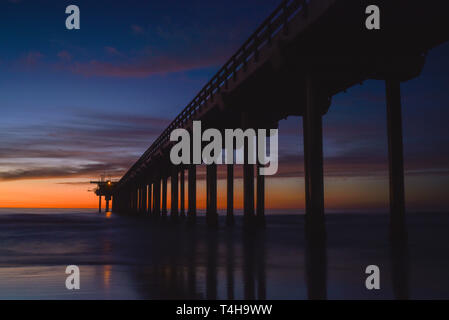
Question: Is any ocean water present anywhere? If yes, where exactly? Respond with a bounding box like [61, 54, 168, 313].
[0, 209, 448, 299]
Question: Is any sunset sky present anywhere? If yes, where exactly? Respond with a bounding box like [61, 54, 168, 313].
[0, 0, 448, 212]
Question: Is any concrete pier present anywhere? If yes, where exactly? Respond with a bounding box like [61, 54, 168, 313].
[256, 163, 265, 225]
[138, 187, 141, 213]
[206, 164, 218, 227]
[386, 79, 407, 240]
[162, 176, 167, 216]
[105, 196, 110, 212]
[91, 179, 116, 214]
[171, 167, 179, 218]
[243, 164, 255, 226]
[141, 185, 147, 214]
[243, 138, 255, 227]
[180, 168, 185, 217]
[148, 183, 152, 215]
[242, 113, 255, 226]
[187, 165, 197, 221]
[133, 188, 138, 215]
[109, 0, 447, 246]
[303, 76, 326, 241]
[226, 164, 234, 226]
[153, 178, 161, 217]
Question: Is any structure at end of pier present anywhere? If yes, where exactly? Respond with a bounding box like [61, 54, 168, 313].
[91, 178, 117, 213]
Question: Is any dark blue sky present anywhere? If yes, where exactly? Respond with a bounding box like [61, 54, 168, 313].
[0, 0, 448, 211]
[0, 0, 279, 173]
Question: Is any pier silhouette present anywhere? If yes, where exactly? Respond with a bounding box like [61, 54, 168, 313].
[91, 177, 117, 213]
[108, 0, 449, 237]
[2, 0, 448, 301]
[89, 0, 449, 299]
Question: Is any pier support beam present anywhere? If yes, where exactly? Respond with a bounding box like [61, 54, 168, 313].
[153, 178, 161, 217]
[180, 168, 185, 217]
[138, 186, 142, 213]
[206, 164, 218, 227]
[171, 167, 179, 218]
[141, 186, 145, 212]
[188, 165, 197, 221]
[386, 79, 407, 240]
[124, 192, 127, 213]
[105, 196, 110, 212]
[162, 176, 168, 216]
[243, 162, 255, 226]
[242, 112, 255, 226]
[256, 163, 265, 225]
[98, 195, 102, 213]
[226, 164, 234, 226]
[142, 185, 147, 214]
[133, 188, 138, 215]
[137, 187, 141, 213]
[303, 76, 326, 241]
[139, 186, 143, 213]
[137, 188, 140, 212]
[148, 183, 152, 215]
[132, 188, 135, 213]
[115, 194, 119, 212]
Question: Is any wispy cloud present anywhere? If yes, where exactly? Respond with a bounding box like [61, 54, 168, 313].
[64, 50, 229, 78]
[0, 111, 171, 181]
[57, 50, 72, 62]
[15, 46, 230, 78]
[104, 46, 123, 57]
[21, 51, 44, 66]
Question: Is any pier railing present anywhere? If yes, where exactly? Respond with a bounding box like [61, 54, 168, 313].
[116, 0, 309, 188]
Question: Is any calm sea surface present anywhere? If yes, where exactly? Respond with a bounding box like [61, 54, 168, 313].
[0, 209, 448, 299]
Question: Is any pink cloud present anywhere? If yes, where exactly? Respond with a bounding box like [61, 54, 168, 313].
[22, 51, 44, 65]
[104, 46, 122, 56]
[57, 50, 72, 62]
[131, 24, 144, 35]
[15, 46, 231, 78]
[67, 51, 228, 78]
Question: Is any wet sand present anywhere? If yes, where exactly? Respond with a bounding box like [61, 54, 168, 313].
[0, 209, 448, 299]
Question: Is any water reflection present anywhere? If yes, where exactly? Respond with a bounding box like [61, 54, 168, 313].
[242, 230, 256, 299]
[103, 265, 112, 290]
[225, 228, 235, 300]
[187, 228, 198, 299]
[305, 236, 327, 300]
[126, 220, 273, 299]
[1, 212, 440, 299]
[390, 235, 410, 299]
[256, 230, 266, 300]
[122, 219, 412, 300]
[242, 228, 267, 300]
[206, 230, 218, 299]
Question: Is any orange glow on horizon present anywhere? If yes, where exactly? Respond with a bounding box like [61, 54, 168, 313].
[0, 174, 446, 211]
[0, 178, 99, 208]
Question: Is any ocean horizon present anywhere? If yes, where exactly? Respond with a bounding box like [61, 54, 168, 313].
[1, 208, 442, 215]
